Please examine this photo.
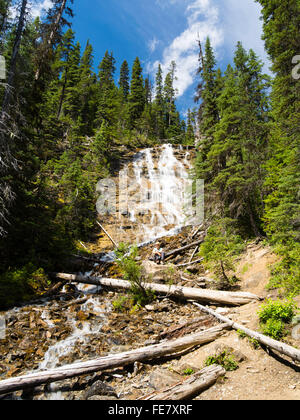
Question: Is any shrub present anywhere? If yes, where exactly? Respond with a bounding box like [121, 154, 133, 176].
[116, 243, 155, 307]
[261, 318, 285, 340]
[0, 264, 49, 310]
[258, 298, 297, 340]
[258, 299, 296, 324]
[205, 350, 239, 371]
[199, 218, 245, 288]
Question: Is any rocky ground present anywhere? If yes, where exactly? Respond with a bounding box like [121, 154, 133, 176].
[0, 235, 299, 401]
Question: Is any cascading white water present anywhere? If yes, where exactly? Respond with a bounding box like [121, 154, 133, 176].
[120, 144, 193, 244]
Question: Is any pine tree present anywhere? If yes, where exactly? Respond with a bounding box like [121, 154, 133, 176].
[97, 50, 118, 125]
[119, 60, 130, 100]
[153, 63, 165, 139]
[128, 57, 145, 128]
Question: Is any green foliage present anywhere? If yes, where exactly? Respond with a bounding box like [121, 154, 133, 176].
[258, 299, 296, 324]
[205, 350, 239, 371]
[261, 319, 285, 340]
[116, 243, 155, 307]
[199, 218, 245, 287]
[183, 368, 195, 376]
[255, 0, 300, 296]
[258, 298, 297, 340]
[0, 265, 49, 310]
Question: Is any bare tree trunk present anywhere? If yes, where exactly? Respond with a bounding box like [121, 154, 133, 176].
[1, 0, 28, 114]
[165, 238, 205, 259]
[0, 324, 229, 395]
[55, 273, 261, 306]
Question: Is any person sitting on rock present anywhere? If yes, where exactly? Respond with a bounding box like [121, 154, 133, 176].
[152, 244, 165, 265]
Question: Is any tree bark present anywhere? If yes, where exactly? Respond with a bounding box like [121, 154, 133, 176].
[143, 365, 226, 400]
[1, 0, 28, 113]
[34, 0, 68, 81]
[0, 324, 229, 395]
[165, 238, 205, 259]
[55, 273, 261, 306]
[96, 221, 119, 248]
[176, 258, 204, 268]
[193, 302, 300, 363]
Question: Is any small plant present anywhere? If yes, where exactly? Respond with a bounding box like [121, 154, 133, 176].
[112, 295, 132, 313]
[183, 368, 195, 376]
[258, 298, 297, 340]
[205, 350, 239, 371]
[116, 243, 155, 307]
[261, 318, 285, 340]
[199, 218, 245, 288]
[258, 299, 296, 324]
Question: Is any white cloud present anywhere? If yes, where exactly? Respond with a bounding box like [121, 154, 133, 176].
[9, 0, 53, 20]
[148, 0, 224, 97]
[148, 37, 160, 54]
[31, 0, 53, 19]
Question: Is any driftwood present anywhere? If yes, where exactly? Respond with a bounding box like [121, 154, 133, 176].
[193, 302, 300, 363]
[165, 239, 205, 259]
[191, 225, 204, 239]
[159, 316, 215, 340]
[55, 273, 261, 306]
[143, 365, 225, 400]
[0, 324, 229, 395]
[96, 221, 119, 248]
[176, 258, 204, 268]
[189, 245, 199, 263]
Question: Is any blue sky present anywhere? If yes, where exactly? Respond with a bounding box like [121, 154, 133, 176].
[33, 0, 271, 116]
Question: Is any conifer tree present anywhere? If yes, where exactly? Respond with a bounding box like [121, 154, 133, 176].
[153, 63, 164, 138]
[119, 60, 130, 100]
[128, 57, 144, 128]
[203, 43, 270, 235]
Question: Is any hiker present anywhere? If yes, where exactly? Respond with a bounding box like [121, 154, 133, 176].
[152, 244, 161, 264]
[152, 244, 165, 265]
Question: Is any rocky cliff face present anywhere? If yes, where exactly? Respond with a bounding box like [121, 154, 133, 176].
[96, 144, 195, 249]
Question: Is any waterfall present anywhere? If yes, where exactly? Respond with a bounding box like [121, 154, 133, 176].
[118, 144, 192, 244]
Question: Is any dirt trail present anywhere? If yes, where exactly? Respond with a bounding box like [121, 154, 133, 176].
[171, 243, 300, 400]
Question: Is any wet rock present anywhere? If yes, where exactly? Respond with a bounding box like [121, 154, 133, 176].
[83, 380, 118, 400]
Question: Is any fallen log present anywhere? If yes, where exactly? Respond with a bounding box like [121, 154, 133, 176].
[165, 239, 205, 259]
[143, 365, 225, 400]
[176, 258, 204, 268]
[189, 245, 200, 263]
[55, 273, 261, 306]
[96, 221, 119, 248]
[193, 302, 300, 363]
[0, 324, 229, 395]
